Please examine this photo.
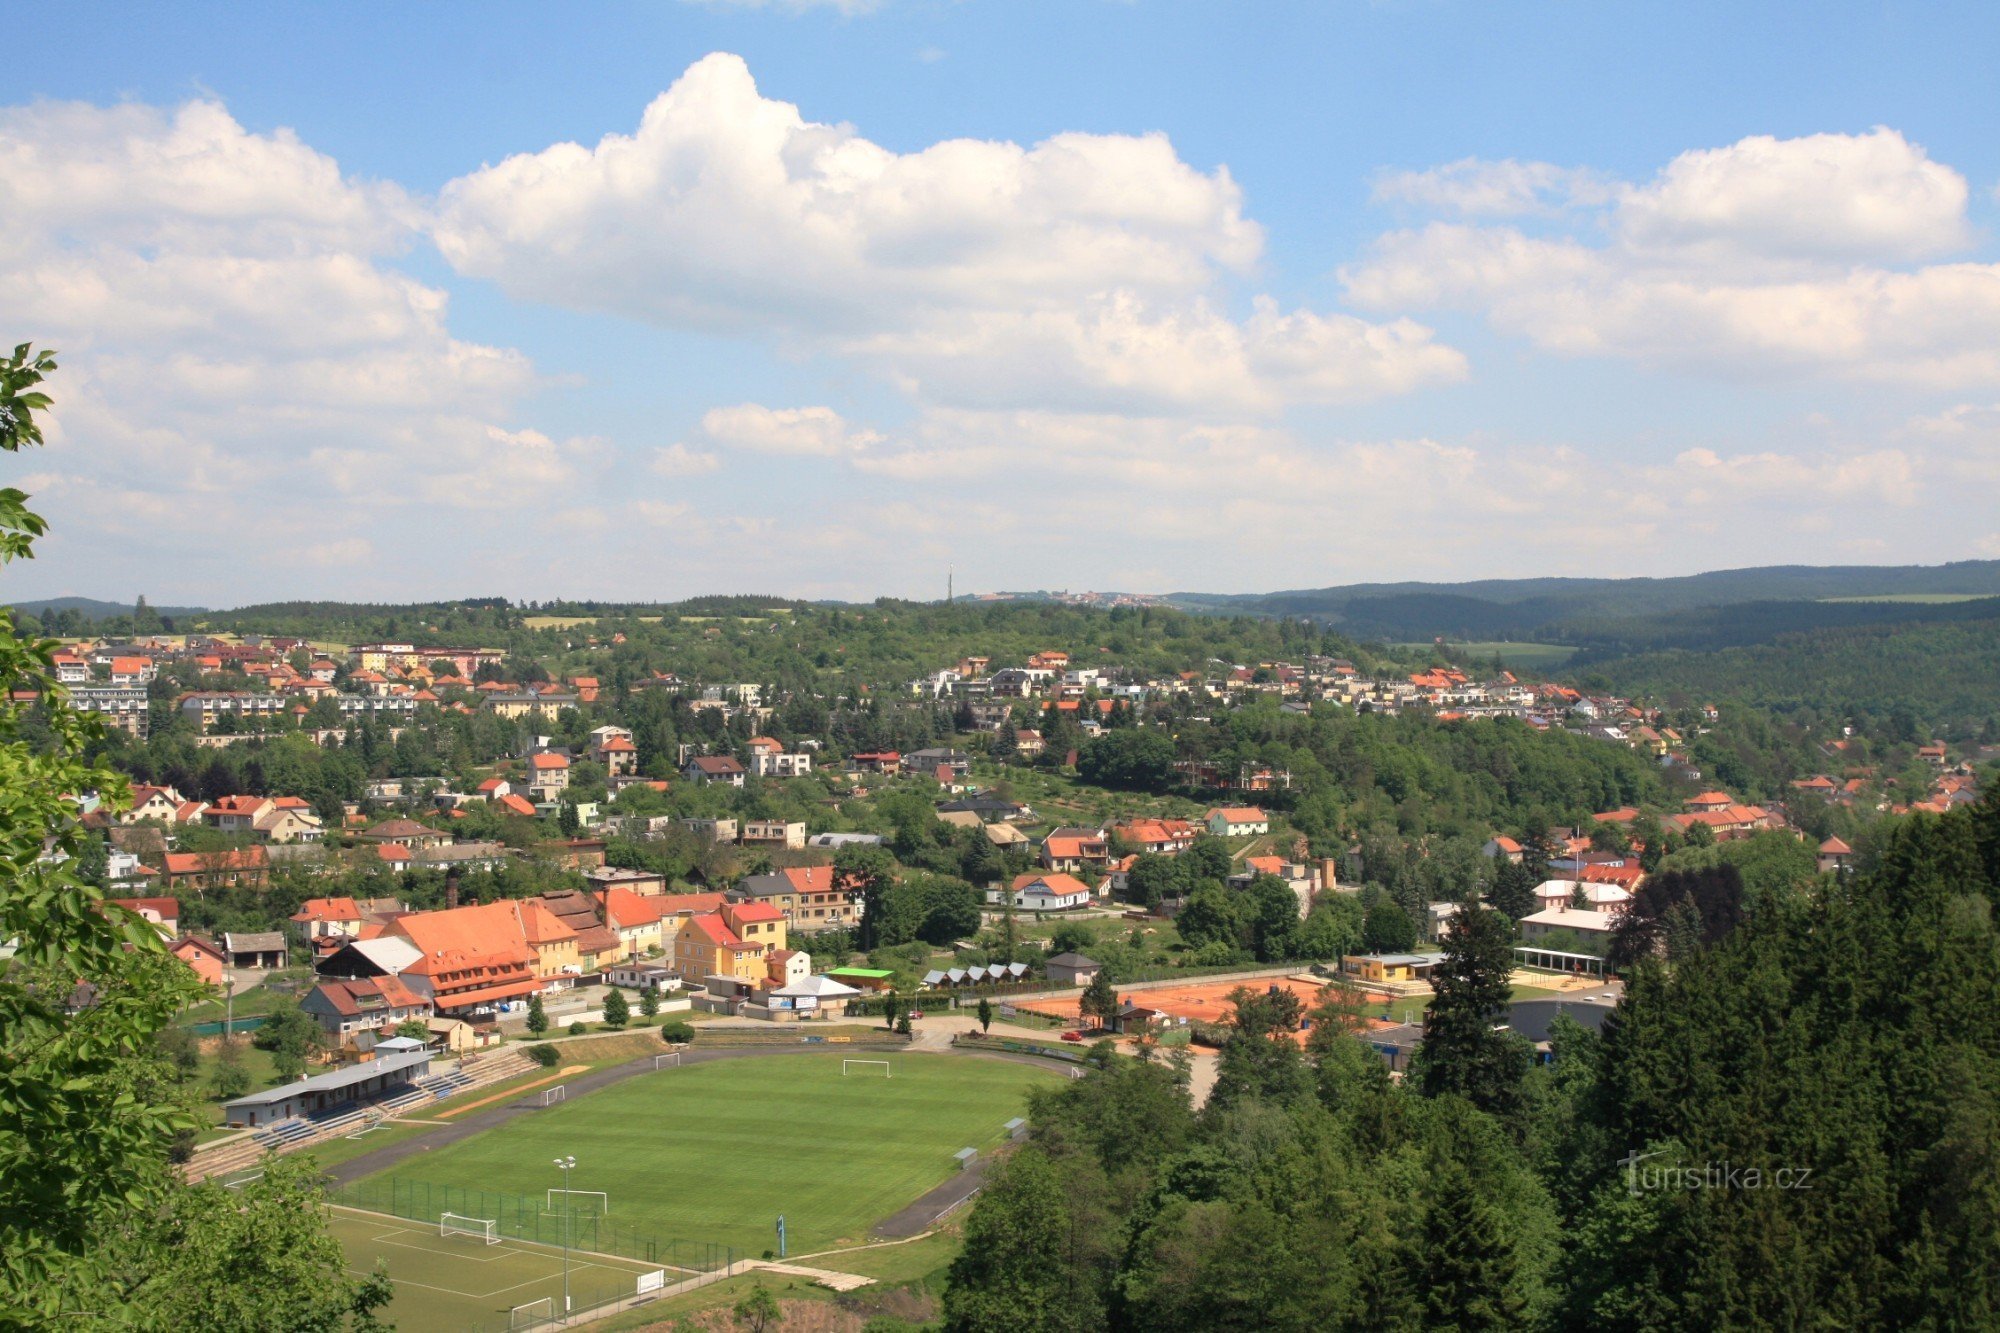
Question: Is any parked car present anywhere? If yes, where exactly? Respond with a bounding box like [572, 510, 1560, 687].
[1061, 1030, 1085, 1043]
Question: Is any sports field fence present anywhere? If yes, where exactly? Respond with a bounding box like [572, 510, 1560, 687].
[333, 1174, 738, 1275]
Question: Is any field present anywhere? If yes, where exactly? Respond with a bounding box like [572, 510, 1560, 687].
[330, 1207, 666, 1332]
[353, 1053, 1056, 1257]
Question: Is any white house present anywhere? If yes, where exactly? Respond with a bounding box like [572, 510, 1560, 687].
[988, 873, 1094, 912]
[1205, 806, 1270, 837]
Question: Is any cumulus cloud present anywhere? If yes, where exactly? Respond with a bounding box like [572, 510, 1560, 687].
[696, 403, 883, 456]
[650, 441, 724, 477]
[0, 98, 579, 585]
[434, 53, 1457, 415]
[1346, 128, 2000, 386]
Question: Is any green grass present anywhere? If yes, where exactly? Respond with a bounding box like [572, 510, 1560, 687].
[356, 1053, 1056, 1256]
[329, 1207, 662, 1332]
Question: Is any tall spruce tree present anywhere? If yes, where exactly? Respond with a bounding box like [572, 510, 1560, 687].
[1418, 901, 1530, 1118]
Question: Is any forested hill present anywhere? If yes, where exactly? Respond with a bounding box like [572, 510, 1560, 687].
[1169, 560, 2000, 642]
[1575, 613, 2000, 735]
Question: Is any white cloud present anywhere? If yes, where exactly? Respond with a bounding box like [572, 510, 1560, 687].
[0, 98, 573, 583]
[650, 441, 724, 476]
[1616, 128, 1970, 264]
[697, 403, 882, 456]
[1346, 129, 2000, 386]
[434, 53, 1456, 415]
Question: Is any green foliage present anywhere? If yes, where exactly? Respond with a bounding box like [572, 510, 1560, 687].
[142, 1154, 393, 1332]
[659, 1020, 696, 1044]
[1360, 899, 1418, 954]
[733, 1281, 781, 1333]
[640, 985, 661, 1018]
[1077, 729, 1176, 793]
[1078, 966, 1119, 1028]
[0, 344, 211, 1320]
[602, 987, 629, 1029]
[1417, 903, 1529, 1119]
[567, 1021, 586, 1036]
[525, 1043, 560, 1069]
[525, 992, 548, 1037]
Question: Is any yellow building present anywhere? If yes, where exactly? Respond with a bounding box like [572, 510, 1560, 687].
[516, 900, 579, 981]
[673, 901, 787, 984]
[1341, 952, 1444, 985]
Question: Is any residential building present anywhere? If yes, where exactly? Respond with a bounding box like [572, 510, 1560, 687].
[1040, 827, 1109, 873]
[597, 886, 670, 957]
[164, 847, 271, 892]
[525, 751, 571, 800]
[290, 896, 366, 942]
[356, 818, 449, 851]
[1205, 806, 1270, 837]
[1110, 817, 1197, 855]
[683, 755, 747, 787]
[105, 896, 178, 936]
[588, 728, 638, 775]
[170, 935, 227, 986]
[534, 890, 623, 971]
[732, 865, 864, 932]
[300, 976, 431, 1044]
[70, 685, 149, 737]
[1818, 836, 1854, 875]
[740, 819, 806, 850]
[992, 873, 1095, 911]
[674, 901, 788, 984]
[1045, 952, 1101, 986]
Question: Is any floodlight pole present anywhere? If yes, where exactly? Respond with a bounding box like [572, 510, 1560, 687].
[777, 1213, 786, 1260]
[555, 1154, 576, 1315]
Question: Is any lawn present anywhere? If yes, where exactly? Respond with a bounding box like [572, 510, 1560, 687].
[354, 1052, 1056, 1256]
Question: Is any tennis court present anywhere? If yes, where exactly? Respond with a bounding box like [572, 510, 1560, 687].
[330, 1205, 674, 1331]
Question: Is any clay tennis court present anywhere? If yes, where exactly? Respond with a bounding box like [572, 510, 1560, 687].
[1021, 976, 1361, 1029]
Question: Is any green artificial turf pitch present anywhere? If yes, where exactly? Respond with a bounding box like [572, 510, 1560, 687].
[354, 1052, 1057, 1256]
[330, 1207, 664, 1331]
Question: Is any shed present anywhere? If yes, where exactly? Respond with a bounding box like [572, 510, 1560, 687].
[1045, 952, 1101, 987]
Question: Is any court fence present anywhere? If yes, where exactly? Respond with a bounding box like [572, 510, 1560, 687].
[333, 1174, 738, 1277]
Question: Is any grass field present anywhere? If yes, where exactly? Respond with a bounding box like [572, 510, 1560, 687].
[356, 1053, 1056, 1256]
[330, 1207, 665, 1332]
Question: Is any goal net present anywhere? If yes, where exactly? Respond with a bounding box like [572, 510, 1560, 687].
[843, 1059, 892, 1077]
[654, 1051, 681, 1069]
[509, 1296, 554, 1329]
[440, 1212, 501, 1244]
[534, 1084, 567, 1107]
[547, 1188, 609, 1215]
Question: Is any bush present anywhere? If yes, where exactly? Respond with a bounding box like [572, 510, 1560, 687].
[658, 1020, 696, 1044]
[567, 1021, 586, 1036]
[525, 1044, 560, 1068]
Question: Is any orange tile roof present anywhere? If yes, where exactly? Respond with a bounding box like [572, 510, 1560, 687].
[392, 900, 538, 974]
[291, 897, 362, 923]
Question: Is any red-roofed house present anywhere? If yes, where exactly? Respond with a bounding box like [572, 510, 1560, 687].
[171, 935, 227, 987]
[163, 847, 270, 891]
[389, 900, 543, 1015]
[683, 755, 747, 787]
[1818, 837, 1854, 875]
[496, 793, 538, 819]
[1205, 807, 1269, 837]
[301, 975, 432, 1044]
[1110, 818, 1197, 856]
[105, 896, 179, 936]
[674, 901, 788, 983]
[290, 896, 365, 942]
[1041, 827, 1110, 872]
[525, 751, 571, 800]
[998, 873, 1094, 911]
[1483, 835, 1524, 863]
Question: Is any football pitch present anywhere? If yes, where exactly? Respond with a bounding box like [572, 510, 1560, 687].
[330, 1207, 665, 1331]
[352, 1052, 1057, 1258]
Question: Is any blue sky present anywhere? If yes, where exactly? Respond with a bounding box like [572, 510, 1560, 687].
[8, 1, 2000, 605]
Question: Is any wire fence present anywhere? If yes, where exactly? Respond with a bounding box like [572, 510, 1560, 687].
[333, 1174, 737, 1275]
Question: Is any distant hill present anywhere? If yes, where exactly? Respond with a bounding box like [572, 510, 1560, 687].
[1166, 561, 2000, 645]
[7, 596, 207, 622]
[1575, 613, 2000, 733]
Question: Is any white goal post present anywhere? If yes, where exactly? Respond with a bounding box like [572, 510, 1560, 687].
[654, 1052, 681, 1069]
[534, 1084, 567, 1107]
[636, 1269, 667, 1294]
[547, 1188, 609, 1215]
[509, 1296, 554, 1329]
[843, 1059, 892, 1077]
[440, 1212, 501, 1244]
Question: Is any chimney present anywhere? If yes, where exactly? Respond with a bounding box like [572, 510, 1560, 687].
[1320, 858, 1340, 892]
[444, 868, 460, 911]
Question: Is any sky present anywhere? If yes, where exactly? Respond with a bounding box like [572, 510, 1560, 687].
[6, 0, 2000, 606]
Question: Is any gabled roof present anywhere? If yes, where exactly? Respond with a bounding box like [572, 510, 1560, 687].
[528, 752, 570, 770]
[1206, 806, 1267, 823]
[496, 794, 538, 818]
[309, 975, 427, 1016]
[291, 896, 363, 923]
[1011, 872, 1091, 897]
[164, 848, 269, 875]
[392, 901, 538, 974]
